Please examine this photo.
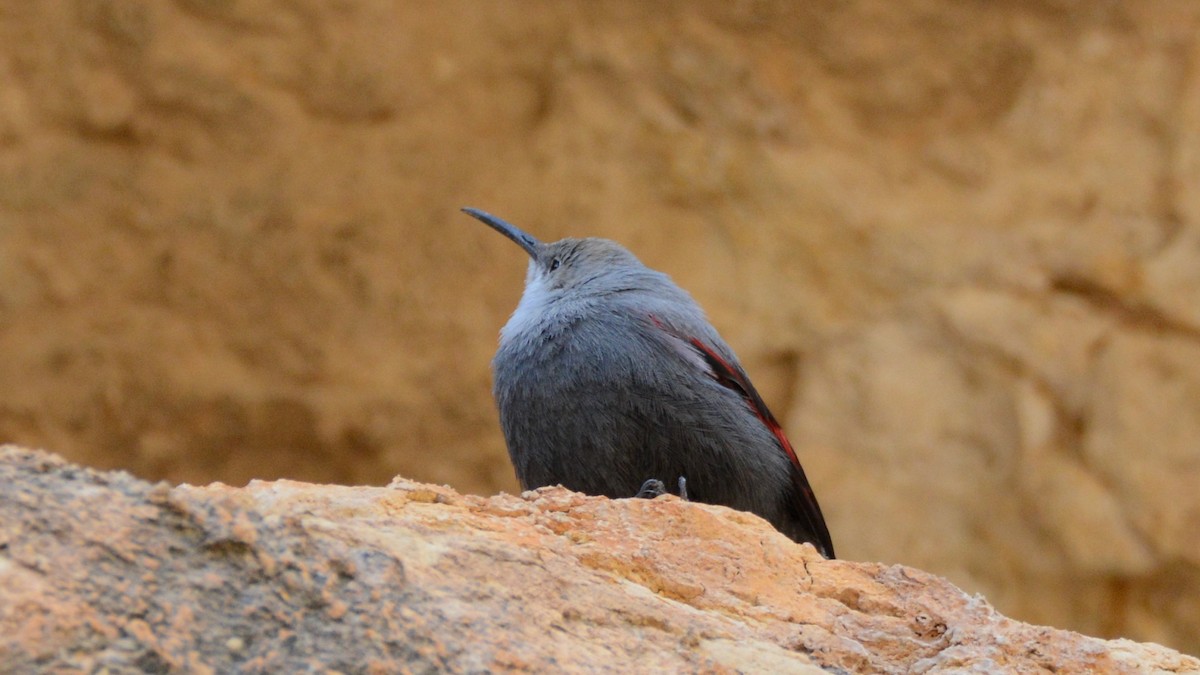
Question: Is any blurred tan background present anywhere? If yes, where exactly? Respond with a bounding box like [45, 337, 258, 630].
[1, 0, 1198, 656]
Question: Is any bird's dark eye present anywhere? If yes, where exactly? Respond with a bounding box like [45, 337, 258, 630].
[549, 258, 561, 271]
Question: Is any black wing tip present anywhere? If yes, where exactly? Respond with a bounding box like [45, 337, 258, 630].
[819, 536, 836, 559]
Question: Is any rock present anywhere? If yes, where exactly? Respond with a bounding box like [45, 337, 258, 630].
[0, 446, 1195, 673]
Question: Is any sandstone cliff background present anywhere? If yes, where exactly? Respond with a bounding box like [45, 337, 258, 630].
[1, 0, 1197, 656]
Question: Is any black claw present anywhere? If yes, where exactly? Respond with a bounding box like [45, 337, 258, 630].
[636, 479, 668, 499]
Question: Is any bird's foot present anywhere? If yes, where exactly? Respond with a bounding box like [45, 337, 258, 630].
[636, 477, 690, 500]
[636, 479, 667, 499]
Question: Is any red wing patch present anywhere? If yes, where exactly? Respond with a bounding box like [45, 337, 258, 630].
[684, 338, 801, 463]
[649, 315, 834, 557]
[648, 316, 802, 469]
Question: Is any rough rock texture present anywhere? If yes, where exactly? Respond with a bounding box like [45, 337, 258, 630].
[1, 0, 1199, 656]
[1, 447, 1196, 674]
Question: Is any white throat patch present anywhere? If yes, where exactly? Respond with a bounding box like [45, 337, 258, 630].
[500, 265, 552, 344]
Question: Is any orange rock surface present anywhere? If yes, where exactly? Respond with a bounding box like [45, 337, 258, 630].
[1, 446, 1194, 673]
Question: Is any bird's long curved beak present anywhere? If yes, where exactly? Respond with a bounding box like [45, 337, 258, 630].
[462, 207, 541, 258]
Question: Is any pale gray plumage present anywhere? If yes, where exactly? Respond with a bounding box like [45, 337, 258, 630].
[464, 207, 834, 557]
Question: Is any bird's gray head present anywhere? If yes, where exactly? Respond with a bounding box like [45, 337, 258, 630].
[462, 207, 651, 298]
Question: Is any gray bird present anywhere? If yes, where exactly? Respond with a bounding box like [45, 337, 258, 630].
[464, 207, 835, 558]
